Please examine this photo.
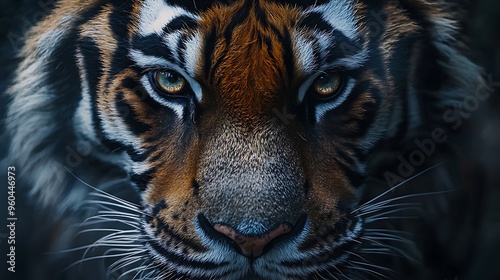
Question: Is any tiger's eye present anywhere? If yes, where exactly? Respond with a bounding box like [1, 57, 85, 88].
[155, 70, 187, 95]
[313, 72, 343, 98]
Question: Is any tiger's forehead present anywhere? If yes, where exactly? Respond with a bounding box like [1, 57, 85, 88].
[131, 0, 365, 115]
[195, 1, 302, 114]
[132, 0, 363, 70]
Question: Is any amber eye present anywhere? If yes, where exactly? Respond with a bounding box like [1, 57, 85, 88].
[312, 72, 344, 98]
[154, 70, 187, 95]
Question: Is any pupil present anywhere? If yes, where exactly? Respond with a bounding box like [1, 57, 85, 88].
[323, 76, 335, 88]
[166, 72, 178, 84]
[318, 75, 337, 91]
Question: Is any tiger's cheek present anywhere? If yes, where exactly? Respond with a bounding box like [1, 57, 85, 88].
[303, 150, 358, 234]
[146, 159, 201, 242]
[102, 70, 203, 240]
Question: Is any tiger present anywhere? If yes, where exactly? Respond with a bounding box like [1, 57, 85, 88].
[3, 0, 488, 279]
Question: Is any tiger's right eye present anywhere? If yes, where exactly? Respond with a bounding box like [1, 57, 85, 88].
[154, 70, 187, 95]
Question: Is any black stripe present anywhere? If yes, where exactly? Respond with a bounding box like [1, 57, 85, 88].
[326, 30, 364, 63]
[209, 47, 229, 83]
[203, 27, 217, 78]
[253, 1, 269, 28]
[335, 156, 366, 188]
[165, 0, 233, 12]
[164, 15, 198, 33]
[151, 200, 168, 217]
[107, 1, 136, 91]
[122, 76, 165, 113]
[131, 34, 176, 62]
[132, 177, 148, 192]
[152, 219, 210, 254]
[294, 218, 357, 255]
[147, 238, 229, 272]
[78, 37, 103, 102]
[223, 1, 252, 44]
[269, 0, 329, 8]
[127, 148, 151, 162]
[281, 29, 295, 81]
[299, 12, 334, 34]
[334, 147, 356, 168]
[332, 83, 380, 138]
[108, 0, 134, 43]
[286, 220, 361, 267]
[178, 32, 188, 65]
[131, 169, 155, 192]
[115, 91, 152, 135]
[77, 36, 123, 150]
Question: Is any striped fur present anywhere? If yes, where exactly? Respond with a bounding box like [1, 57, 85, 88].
[6, 0, 484, 279]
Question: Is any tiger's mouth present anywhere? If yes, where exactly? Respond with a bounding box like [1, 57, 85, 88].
[142, 211, 363, 279]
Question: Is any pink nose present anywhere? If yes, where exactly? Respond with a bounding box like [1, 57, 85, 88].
[214, 224, 292, 258]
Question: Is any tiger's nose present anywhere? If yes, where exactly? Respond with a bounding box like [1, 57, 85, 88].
[214, 223, 292, 258]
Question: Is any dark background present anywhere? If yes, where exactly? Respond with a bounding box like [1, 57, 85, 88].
[0, 0, 499, 279]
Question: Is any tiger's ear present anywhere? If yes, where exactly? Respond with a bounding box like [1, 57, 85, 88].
[409, 2, 486, 130]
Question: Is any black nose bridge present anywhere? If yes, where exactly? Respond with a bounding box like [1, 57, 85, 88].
[197, 122, 306, 235]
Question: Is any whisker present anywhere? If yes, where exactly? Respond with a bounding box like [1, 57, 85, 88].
[363, 228, 412, 236]
[85, 198, 143, 215]
[353, 162, 447, 214]
[356, 203, 420, 217]
[111, 256, 144, 274]
[80, 230, 142, 259]
[363, 208, 417, 221]
[358, 248, 400, 257]
[80, 216, 141, 230]
[365, 215, 419, 223]
[360, 190, 453, 217]
[76, 228, 140, 238]
[66, 168, 140, 208]
[351, 260, 394, 274]
[363, 234, 413, 246]
[331, 264, 349, 280]
[64, 250, 146, 272]
[346, 263, 389, 280]
[134, 262, 163, 280]
[49, 240, 139, 255]
[360, 237, 418, 262]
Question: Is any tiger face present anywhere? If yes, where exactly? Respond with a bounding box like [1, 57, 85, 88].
[7, 0, 483, 279]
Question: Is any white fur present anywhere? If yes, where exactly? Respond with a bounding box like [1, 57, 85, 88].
[164, 31, 183, 62]
[293, 32, 317, 75]
[183, 32, 202, 78]
[99, 106, 146, 154]
[138, 0, 190, 36]
[307, 0, 359, 40]
[74, 49, 100, 145]
[325, 48, 370, 70]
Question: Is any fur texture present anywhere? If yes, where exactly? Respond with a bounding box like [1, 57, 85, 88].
[5, 0, 486, 279]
